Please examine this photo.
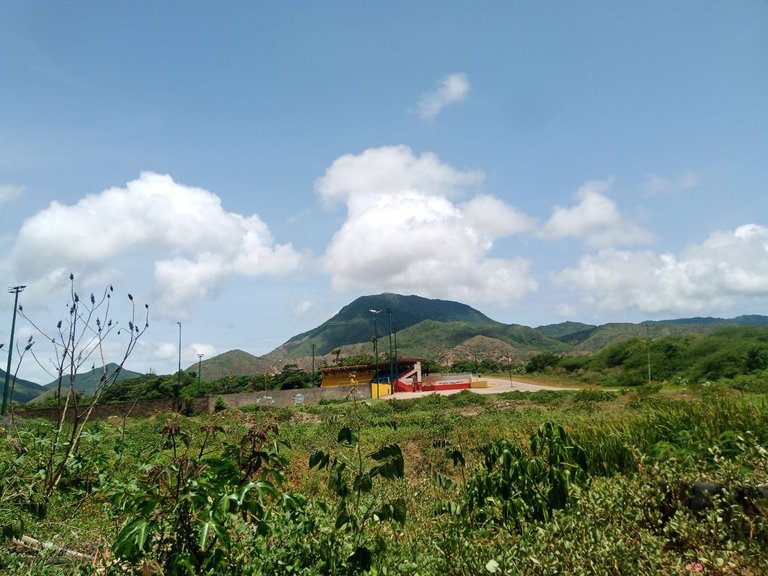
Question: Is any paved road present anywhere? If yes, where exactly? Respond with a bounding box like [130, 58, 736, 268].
[384, 377, 572, 400]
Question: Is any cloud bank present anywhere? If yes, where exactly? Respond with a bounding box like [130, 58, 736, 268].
[317, 148, 767, 319]
[542, 180, 654, 248]
[5, 172, 301, 318]
[557, 223, 768, 315]
[316, 146, 538, 305]
[417, 73, 470, 119]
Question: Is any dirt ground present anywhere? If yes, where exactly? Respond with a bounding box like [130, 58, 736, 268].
[383, 377, 572, 400]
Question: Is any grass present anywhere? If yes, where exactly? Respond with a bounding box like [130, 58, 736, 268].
[2, 386, 768, 575]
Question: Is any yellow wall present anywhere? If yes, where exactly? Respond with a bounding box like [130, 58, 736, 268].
[321, 368, 376, 387]
[371, 382, 392, 399]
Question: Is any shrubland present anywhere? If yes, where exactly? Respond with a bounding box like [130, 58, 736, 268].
[2, 383, 767, 575]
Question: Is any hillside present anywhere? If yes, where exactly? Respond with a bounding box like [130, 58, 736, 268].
[188, 349, 273, 381]
[396, 319, 568, 363]
[564, 315, 768, 353]
[0, 369, 46, 405]
[203, 296, 768, 379]
[270, 293, 496, 360]
[535, 321, 597, 339]
[28, 363, 144, 404]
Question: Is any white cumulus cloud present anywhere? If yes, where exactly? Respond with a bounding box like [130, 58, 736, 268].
[316, 145, 483, 206]
[5, 172, 301, 319]
[462, 194, 537, 238]
[417, 73, 470, 119]
[556, 223, 768, 315]
[0, 184, 24, 205]
[542, 179, 654, 248]
[190, 343, 217, 358]
[318, 146, 537, 306]
[153, 342, 178, 361]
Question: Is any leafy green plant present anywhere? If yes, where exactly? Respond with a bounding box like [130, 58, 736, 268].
[309, 404, 406, 573]
[111, 420, 286, 575]
[438, 422, 589, 533]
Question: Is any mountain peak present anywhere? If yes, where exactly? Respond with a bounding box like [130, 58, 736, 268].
[275, 293, 496, 358]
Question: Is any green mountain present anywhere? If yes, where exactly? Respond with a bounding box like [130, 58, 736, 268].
[29, 363, 144, 404]
[168, 294, 768, 381]
[271, 293, 497, 360]
[187, 349, 273, 381]
[0, 369, 46, 405]
[262, 293, 569, 369]
[562, 315, 768, 353]
[536, 321, 597, 340]
[396, 319, 569, 363]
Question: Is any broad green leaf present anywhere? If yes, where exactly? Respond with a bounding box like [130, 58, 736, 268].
[369, 443, 402, 461]
[337, 426, 357, 447]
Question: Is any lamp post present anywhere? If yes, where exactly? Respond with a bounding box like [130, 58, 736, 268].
[1, 285, 25, 416]
[369, 309, 381, 378]
[197, 353, 204, 386]
[644, 323, 654, 385]
[311, 343, 315, 377]
[175, 322, 182, 410]
[386, 308, 394, 385]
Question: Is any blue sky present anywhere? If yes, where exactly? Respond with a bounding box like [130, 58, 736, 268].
[1, 1, 767, 383]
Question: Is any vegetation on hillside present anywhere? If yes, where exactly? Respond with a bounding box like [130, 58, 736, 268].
[526, 326, 768, 390]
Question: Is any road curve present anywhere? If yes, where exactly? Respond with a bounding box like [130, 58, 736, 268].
[384, 377, 572, 400]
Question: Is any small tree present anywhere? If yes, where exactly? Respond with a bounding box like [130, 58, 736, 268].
[19, 274, 149, 499]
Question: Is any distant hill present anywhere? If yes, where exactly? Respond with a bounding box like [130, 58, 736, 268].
[562, 315, 768, 353]
[0, 369, 45, 405]
[29, 363, 144, 404]
[10, 295, 766, 401]
[268, 293, 496, 361]
[652, 315, 768, 327]
[396, 319, 568, 363]
[224, 297, 768, 378]
[536, 321, 597, 340]
[187, 349, 273, 381]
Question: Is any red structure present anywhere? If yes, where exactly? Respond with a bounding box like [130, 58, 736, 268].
[392, 360, 472, 393]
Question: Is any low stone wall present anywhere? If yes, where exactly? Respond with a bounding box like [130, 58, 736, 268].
[15, 397, 210, 421]
[14, 384, 371, 421]
[210, 383, 371, 410]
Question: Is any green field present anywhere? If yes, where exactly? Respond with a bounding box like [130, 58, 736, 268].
[2, 383, 768, 575]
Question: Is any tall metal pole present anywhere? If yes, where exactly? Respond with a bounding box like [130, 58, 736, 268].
[369, 309, 381, 378]
[2, 285, 26, 416]
[386, 308, 394, 386]
[311, 343, 315, 376]
[393, 322, 398, 365]
[197, 353, 204, 386]
[175, 322, 182, 409]
[645, 323, 652, 385]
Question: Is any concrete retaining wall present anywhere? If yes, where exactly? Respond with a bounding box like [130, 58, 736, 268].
[209, 383, 371, 410]
[14, 384, 371, 421]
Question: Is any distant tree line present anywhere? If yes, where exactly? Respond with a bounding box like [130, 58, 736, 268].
[523, 326, 768, 388]
[96, 363, 322, 403]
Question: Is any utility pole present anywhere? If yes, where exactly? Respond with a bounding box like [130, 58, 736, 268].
[644, 322, 654, 385]
[175, 321, 182, 410]
[311, 343, 316, 377]
[386, 308, 394, 385]
[197, 353, 204, 386]
[369, 309, 381, 378]
[2, 285, 25, 416]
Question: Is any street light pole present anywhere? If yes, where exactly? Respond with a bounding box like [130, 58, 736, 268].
[369, 309, 381, 378]
[644, 323, 654, 385]
[386, 308, 394, 386]
[176, 322, 182, 410]
[197, 353, 204, 386]
[2, 285, 26, 416]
